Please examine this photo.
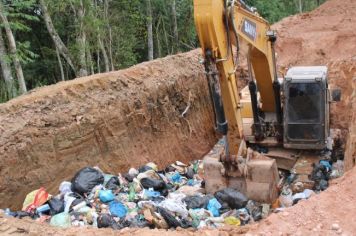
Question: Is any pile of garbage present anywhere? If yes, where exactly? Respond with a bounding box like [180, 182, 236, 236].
[2, 151, 345, 230]
[2, 161, 270, 230]
[277, 159, 344, 208]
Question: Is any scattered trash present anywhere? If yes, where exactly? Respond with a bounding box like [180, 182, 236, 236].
[99, 190, 115, 203]
[207, 198, 221, 217]
[22, 187, 50, 213]
[330, 160, 344, 179]
[140, 178, 166, 191]
[59, 182, 72, 195]
[3, 152, 345, 230]
[48, 198, 64, 215]
[50, 212, 71, 228]
[97, 213, 115, 228]
[183, 195, 212, 209]
[105, 176, 121, 191]
[224, 216, 241, 226]
[311, 162, 331, 191]
[109, 201, 127, 218]
[292, 189, 314, 204]
[279, 188, 293, 208]
[246, 200, 262, 221]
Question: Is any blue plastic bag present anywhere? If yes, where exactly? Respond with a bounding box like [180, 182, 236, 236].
[187, 179, 195, 186]
[144, 189, 161, 198]
[99, 190, 115, 203]
[170, 173, 182, 183]
[207, 198, 221, 217]
[109, 201, 127, 218]
[319, 160, 332, 171]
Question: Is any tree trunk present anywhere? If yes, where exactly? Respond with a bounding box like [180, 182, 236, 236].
[39, 0, 76, 76]
[162, 18, 171, 55]
[96, 48, 101, 73]
[155, 16, 162, 58]
[108, 27, 114, 71]
[0, 3, 27, 94]
[76, 0, 88, 77]
[98, 36, 110, 72]
[86, 47, 94, 75]
[298, 0, 303, 13]
[104, 0, 114, 71]
[55, 47, 65, 81]
[171, 0, 179, 53]
[146, 0, 154, 61]
[0, 29, 16, 98]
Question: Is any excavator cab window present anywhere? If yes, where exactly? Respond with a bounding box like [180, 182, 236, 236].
[287, 83, 322, 123]
[286, 82, 323, 141]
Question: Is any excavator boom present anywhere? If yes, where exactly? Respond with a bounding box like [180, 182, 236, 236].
[194, 0, 282, 154]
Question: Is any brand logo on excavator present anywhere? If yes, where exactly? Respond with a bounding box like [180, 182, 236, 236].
[241, 19, 257, 41]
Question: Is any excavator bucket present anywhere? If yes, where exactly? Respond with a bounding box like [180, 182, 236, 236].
[203, 142, 280, 204]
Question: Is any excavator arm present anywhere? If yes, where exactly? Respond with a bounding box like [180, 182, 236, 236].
[194, 0, 282, 155]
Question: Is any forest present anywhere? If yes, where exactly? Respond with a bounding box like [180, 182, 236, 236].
[0, 0, 326, 102]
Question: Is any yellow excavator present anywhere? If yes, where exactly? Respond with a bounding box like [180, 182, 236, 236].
[194, 0, 339, 203]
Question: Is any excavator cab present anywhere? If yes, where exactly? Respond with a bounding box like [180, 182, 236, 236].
[283, 66, 329, 150]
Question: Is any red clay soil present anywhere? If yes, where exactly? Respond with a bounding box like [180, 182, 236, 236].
[0, 51, 220, 209]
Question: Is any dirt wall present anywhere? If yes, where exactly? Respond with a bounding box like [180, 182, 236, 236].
[0, 51, 218, 209]
[273, 0, 356, 168]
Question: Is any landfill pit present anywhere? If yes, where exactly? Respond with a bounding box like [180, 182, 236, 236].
[0, 134, 347, 232]
[1, 0, 356, 234]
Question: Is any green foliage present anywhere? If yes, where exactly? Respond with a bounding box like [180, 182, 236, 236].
[0, 0, 327, 103]
[246, 0, 327, 23]
[16, 41, 39, 64]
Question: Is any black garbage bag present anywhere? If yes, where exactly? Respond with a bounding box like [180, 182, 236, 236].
[105, 176, 121, 191]
[128, 215, 152, 228]
[123, 173, 135, 182]
[180, 218, 193, 229]
[165, 165, 176, 173]
[246, 200, 262, 221]
[14, 211, 31, 219]
[138, 165, 153, 173]
[97, 213, 114, 228]
[140, 178, 166, 191]
[157, 206, 181, 228]
[48, 198, 65, 215]
[311, 163, 330, 191]
[183, 195, 213, 209]
[71, 167, 104, 195]
[185, 167, 195, 179]
[311, 163, 330, 181]
[214, 188, 248, 209]
[314, 179, 329, 191]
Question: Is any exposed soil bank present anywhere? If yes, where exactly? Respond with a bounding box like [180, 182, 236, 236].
[0, 51, 218, 209]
